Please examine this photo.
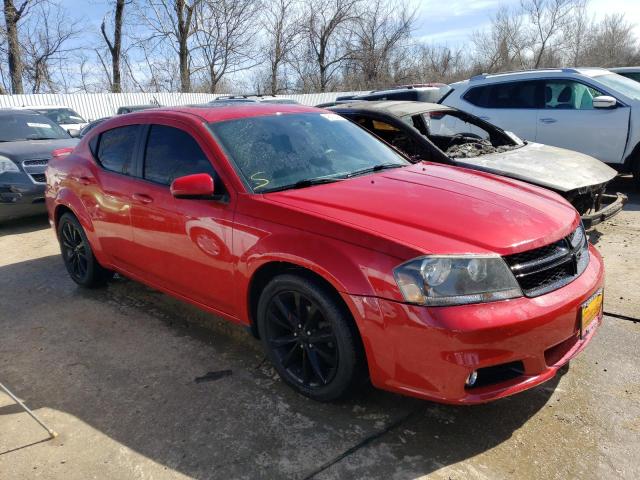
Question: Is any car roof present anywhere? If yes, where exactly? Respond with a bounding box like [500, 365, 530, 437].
[451, 67, 614, 87]
[21, 105, 72, 109]
[329, 100, 453, 118]
[120, 103, 321, 123]
[0, 108, 47, 116]
[610, 66, 640, 73]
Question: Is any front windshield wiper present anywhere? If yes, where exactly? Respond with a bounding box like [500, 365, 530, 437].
[26, 137, 63, 141]
[342, 163, 405, 179]
[260, 177, 343, 193]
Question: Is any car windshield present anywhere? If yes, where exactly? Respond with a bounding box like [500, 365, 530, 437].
[0, 113, 71, 141]
[594, 73, 640, 100]
[35, 108, 86, 125]
[209, 112, 408, 193]
[419, 85, 452, 103]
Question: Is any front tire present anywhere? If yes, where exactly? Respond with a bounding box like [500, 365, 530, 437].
[257, 274, 365, 402]
[58, 213, 112, 288]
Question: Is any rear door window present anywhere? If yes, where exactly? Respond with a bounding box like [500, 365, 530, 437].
[464, 81, 542, 109]
[96, 125, 140, 175]
[143, 125, 218, 186]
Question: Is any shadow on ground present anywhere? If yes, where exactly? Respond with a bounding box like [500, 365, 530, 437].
[609, 174, 639, 212]
[0, 251, 562, 479]
[0, 214, 49, 236]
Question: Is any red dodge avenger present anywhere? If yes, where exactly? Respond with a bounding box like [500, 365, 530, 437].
[46, 104, 604, 404]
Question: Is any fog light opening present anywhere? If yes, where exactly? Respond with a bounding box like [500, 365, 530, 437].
[465, 370, 478, 387]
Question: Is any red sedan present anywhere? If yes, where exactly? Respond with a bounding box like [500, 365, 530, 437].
[45, 104, 604, 404]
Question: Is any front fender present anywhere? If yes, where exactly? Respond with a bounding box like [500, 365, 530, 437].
[233, 218, 404, 324]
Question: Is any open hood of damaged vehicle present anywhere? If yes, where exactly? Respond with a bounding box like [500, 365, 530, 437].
[454, 142, 617, 193]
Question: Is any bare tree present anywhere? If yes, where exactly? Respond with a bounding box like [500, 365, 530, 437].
[521, 0, 585, 68]
[296, 0, 360, 92]
[192, 0, 261, 94]
[136, 0, 201, 92]
[21, 1, 80, 93]
[471, 6, 530, 73]
[348, 0, 415, 89]
[583, 13, 640, 67]
[2, 0, 44, 93]
[262, 0, 301, 95]
[100, 0, 129, 93]
[563, 2, 591, 65]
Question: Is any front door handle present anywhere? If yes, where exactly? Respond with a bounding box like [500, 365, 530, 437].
[539, 117, 557, 124]
[132, 193, 153, 204]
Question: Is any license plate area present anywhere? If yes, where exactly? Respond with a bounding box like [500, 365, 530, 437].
[580, 289, 603, 339]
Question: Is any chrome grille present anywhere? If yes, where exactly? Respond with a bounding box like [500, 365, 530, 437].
[504, 226, 589, 297]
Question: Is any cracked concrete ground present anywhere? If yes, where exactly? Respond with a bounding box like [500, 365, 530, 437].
[1, 177, 639, 480]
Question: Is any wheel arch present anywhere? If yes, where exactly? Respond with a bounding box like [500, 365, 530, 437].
[246, 261, 358, 341]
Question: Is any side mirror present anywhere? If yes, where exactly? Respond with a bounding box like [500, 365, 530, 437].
[68, 129, 80, 138]
[170, 173, 215, 199]
[593, 95, 617, 109]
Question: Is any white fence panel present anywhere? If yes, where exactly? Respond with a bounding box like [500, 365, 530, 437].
[0, 91, 366, 120]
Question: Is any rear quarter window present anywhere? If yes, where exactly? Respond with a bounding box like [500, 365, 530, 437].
[96, 125, 140, 175]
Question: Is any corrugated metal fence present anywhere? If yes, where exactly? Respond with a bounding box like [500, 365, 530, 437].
[0, 91, 366, 120]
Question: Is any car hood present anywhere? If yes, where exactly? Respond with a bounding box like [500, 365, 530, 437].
[0, 138, 79, 162]
[454, 142, 617, 193]
[266, 163, 579, 256]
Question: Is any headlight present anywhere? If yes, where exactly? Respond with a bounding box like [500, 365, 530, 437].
[0, 155, 19, 174]
[393, 255, 522, 306]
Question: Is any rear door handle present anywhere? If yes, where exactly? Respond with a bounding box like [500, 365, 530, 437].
[132, 193, 153, 204]
[539, 118, 557, 124]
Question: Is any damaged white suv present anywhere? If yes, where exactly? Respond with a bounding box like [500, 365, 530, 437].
[442, 68, 640, 189]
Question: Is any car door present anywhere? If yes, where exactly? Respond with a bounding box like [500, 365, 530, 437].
[127, 121, 237, 316]
[88, 124, 142, 270]
[535, 79, 630, 164]
[461, 81, 542, 141]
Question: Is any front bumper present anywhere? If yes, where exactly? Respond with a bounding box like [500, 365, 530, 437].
[349, 245, 604, 404]
[0, 172, 47, 222]
[581, 192, 627, 228]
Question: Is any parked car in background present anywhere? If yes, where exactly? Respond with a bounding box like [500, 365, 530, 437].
[117, 104, 161, 114]
[79, 117, 111, 138]
[209, 95, 259, 104]
[353, 84, 452, 103]
[610, 67, 640, 83]
[0, 109, 78, 222]
[46, 104, 603, 404]
[330, 101, 625, 228]
[441, 68, 640, 188]
[210, 95, 299, 104]
[23, 105, 87, 136]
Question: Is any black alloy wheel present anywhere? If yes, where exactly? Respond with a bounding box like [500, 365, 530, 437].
[258, 274, 364, 401]
[58, 213, 112, 287]
[60, 220, 88, 281]
[265, 290, 339, 388]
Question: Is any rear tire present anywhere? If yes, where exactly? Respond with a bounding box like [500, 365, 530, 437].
[58, 213, 113, 288]
[257, 273, 365, 402]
